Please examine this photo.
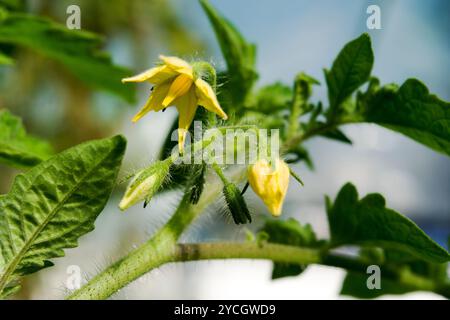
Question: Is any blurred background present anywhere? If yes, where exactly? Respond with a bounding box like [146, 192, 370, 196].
[0, 0, 449, 299]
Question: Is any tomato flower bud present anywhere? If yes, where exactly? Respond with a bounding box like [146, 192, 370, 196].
[223, 182, 252, 224]
[247, 158, 290, 217]
[119, 159, 171, 211]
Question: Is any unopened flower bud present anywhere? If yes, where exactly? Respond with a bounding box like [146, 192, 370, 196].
[119, 159, 171, 211]
[188, 163, 207, 205]
[223, 183, 251, 225]
[248, 158, 290, 217]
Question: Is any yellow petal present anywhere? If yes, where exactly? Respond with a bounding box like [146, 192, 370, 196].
[195, 78, 228, 120]
[267, 199, 283, 217]
[270, 160, 290, 216]
[122, 65, 177, 84]
[159, 55, 193, 76]
[162, 74, 193, 108]
[132, 82, 171, 122]
[248, 159, 271, 195]
[248, 159, 290, 217]
[174, 88, 198, 153]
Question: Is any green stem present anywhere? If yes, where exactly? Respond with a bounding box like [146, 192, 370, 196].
[67, 169, 246, 300]
[287, 93, 303, 140]
[211, 162, 228, 184]
[69, 231, 448, 299]
[174, 243, 446, 295]
[67, 194, 195, 300]
[66, 108, 442, 299]
[65, 118, 355, 300]
[175, 242, 321, 264]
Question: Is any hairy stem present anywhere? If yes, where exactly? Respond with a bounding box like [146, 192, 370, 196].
[67, 194, 194, 300]
[174, 243, 447, 295]
[67, 169, 245, 300]
[67, 114, 440, 300]
[65, 118, 352, 300]
[175, 242, 321, 264]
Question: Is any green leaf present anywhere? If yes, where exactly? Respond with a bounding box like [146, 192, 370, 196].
[0, 283, 20, 299]
[358, 78, 450, 156]
[0, 0, 23, 11]
[0, 50, 12, 64]
[285, 146, 314, 170]
[260, 218, 321, 279]
[325, 33, 374, 114]
[339, 249, 397, 299]
[313, 121, 352, 144]
[384, 249, 448, 283]
[341, 272, 413, 299]
[0, 109, 53, 169]
[292, 73, 320, 111]
[251, 83, 292, 114]
[320, 128, 352, 144]
[327, 183, 450, 263]
[0, 135, 126, 297]
[0, 12, 135, 102]
[341, 248, 449, 298]
[200, 0, 258, 105]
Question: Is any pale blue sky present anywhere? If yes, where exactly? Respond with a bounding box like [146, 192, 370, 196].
[177, 0, 449, 99]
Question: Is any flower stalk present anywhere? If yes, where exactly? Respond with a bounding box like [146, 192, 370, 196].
[67, 167, 247, 300]
[65, 111, 364, 300]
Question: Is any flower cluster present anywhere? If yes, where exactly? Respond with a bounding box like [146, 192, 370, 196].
[123, 55, 228, 152]
[121, 56, 295, 220]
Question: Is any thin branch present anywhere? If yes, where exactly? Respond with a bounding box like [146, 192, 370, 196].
[174, 242, 448, 296]
[175, 242, 321, 265]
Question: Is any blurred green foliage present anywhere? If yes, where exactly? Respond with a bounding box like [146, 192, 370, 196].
[0, 109, 53, 168]
[0, 0, 204, 196]
[0, 0, 204, 151]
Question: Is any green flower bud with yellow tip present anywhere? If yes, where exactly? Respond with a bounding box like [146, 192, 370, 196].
[119, 158, 171, 211]
[247, 158, 290, 217]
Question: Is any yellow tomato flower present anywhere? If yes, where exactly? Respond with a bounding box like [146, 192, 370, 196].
[122, 55, 228, 152]
[247, 158, 290, 217]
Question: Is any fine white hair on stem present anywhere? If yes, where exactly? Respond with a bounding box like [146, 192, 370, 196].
[117, 156, 159, 185]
